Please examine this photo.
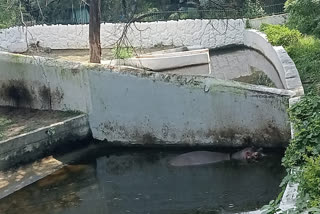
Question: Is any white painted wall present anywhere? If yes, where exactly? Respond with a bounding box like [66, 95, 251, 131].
[0, 27, 28, 53]
[0, 51, 293, 147]
[0, 19, 245, 52]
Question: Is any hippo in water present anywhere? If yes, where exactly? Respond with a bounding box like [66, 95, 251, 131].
[169, 147, 263, 167]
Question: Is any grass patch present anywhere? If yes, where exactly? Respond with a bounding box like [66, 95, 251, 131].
[112, 46, 133, 59]
[0, 117, 13, 140]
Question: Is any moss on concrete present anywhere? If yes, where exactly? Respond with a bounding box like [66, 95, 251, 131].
[233, 68, 276, 88]
[0, 117, 13, 141]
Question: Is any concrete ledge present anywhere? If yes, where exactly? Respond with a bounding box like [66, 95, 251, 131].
[120, 49, 211, 71]
[274, 46, 304, 96]
[0, 114, 91, 169]
[278, 96, 303, 212]
[279, 182, 299, 212]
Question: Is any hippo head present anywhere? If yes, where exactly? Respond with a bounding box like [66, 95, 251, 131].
[231, 147, 264, 161]
[243, 147, 264, 161]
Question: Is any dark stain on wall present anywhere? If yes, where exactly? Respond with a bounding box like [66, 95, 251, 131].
[71, 69, 80, 75]
[39, 85, 52, 109]
[1, 80, 33, 108]
[52, 87, 64, 105]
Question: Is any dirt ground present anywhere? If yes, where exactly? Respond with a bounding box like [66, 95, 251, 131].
[0, 107, 79, 141]
[24, 47, 173, 63]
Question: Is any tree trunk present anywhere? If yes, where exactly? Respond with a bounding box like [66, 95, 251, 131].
[89, 0, 101, 63]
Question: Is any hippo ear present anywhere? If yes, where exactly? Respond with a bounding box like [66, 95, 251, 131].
[245, 151, 251, 159]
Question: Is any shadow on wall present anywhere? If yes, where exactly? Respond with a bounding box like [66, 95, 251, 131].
[0, 79, 64, 110]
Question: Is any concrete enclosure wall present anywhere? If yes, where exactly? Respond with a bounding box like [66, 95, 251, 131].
[0, 51, 293, 147]
[0, 114, 90, 169]
[248, 14, 288, 30]
[0, 19, 245, 52]
[0, 53, 91, 113]
[209, 47, 284, 89]
[244, 29, 304, 96]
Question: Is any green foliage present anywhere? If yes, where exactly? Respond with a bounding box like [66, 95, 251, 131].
[261, 189, 283, 214]
[243, 0, 266, 18]
[136, 7, 159, 22]
[285, 36, 320, 93]
[299, 156, 320, 208]
[261, 24, 320, 93]
[168, 10, 202, 20]
[283, 94, 320, 168]
[262, 24, 320, 212]
[260, 24, 302, 47]
[285, 0, 320, 37]
[112, 46, 133, 59]
[0, 0, 20, 29]
[279, 94, 320, 212]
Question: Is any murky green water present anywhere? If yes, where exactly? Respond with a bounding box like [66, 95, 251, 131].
[0, 148, 285, 214]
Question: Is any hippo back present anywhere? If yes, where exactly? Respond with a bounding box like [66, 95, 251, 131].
[169, 151, 230, 167]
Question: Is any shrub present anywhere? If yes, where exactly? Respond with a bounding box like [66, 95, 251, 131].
[261, 24, 320, 93]
[262, 22, 320, 214]
[280, 94, 320, 212]
[286, 36, 320, 93]
[299, 156, 320, 208]
[283, 94, 320, 168]
[260, 24, 302, 47]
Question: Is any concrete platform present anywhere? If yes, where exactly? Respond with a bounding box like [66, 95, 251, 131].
[0, 108, 91, 169]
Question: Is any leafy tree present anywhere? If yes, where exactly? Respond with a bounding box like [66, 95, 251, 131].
[285, 0, 320, 37]
[243, 0, 265, 18]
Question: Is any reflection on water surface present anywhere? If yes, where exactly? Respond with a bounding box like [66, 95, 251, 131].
[0, 149, 285, 214]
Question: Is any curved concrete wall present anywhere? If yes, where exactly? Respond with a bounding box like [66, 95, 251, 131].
[0, 51, 293, 147]
[209, 47, 284, 89]
[248, 14, 287, 30]
[0, 19, 244, 52]
[243, 29, 304, 96]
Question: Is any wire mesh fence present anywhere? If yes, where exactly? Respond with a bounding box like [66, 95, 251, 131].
[133, 3, 285, 23]
[21, 2, 286, 26]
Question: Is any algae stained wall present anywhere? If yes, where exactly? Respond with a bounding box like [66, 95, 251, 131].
[0, 53, 91, 113]
[88, 69, 292, 147]
[0, 51, 292, 147]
